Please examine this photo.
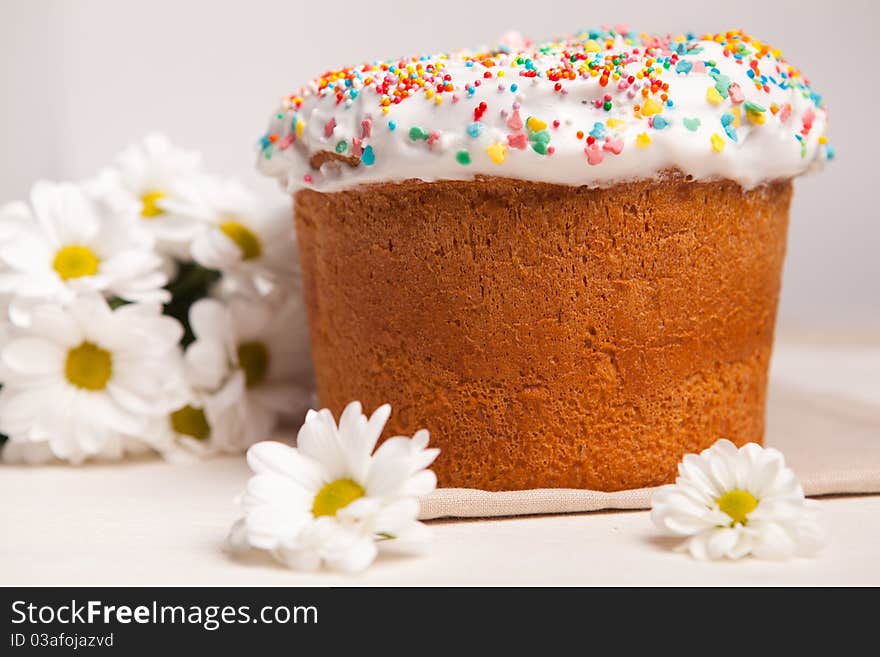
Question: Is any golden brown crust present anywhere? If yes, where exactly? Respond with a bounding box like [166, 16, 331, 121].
[293, 176, 792, 491]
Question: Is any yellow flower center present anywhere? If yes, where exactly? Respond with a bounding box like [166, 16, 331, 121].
[717, 489, 759, 526]
[65, 341, 112, 390]
[169, 405, 210, 441]
[312, 478, 365, 518]
[220, 220, 262, 260]
[53, 245, 99, 280]
[140, 190, 166, 218]
[237, 340, 269, 388]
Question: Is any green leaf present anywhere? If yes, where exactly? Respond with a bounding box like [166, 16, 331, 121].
[163, 262, 221, 347]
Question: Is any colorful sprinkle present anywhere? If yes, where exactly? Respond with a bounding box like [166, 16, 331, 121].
[361, 145, 375, 166]
[585, 145, 604, 165]
[467, 122, 484, 138]
[486, 142, 507, 164]
[683, 117, 701, 131]
[641, 98, 663, 116]
[706, 87, 724, 105]
[526, 116, 547, 132]
[636, 132, 651, 148]
[675, 60, 693, 74]
[409, 126, 429, 141]
[710, 133, 725, 152]
[456, 150, 471, 165]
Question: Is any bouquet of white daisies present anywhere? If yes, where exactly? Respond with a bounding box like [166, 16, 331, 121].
[0, 134, 313, 464]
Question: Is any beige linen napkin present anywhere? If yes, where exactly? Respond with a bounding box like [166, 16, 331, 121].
[419, 378, 880, 520]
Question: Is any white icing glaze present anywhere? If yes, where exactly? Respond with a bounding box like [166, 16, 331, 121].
[257, 30, 830, 193]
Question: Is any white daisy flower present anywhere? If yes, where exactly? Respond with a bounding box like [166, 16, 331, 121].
[0, 181, 169, 319]
[184, 294, 311, 452]
[166, 178, 296, 292]
[0, 294, 185, 464]
[87, 133, 206, 256]
[228, 401, 439, 573]
[145, 374, 246, 461]
[651, 439, 824, 561]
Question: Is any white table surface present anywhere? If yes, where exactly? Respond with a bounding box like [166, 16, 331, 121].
[2, 336, 878, 586]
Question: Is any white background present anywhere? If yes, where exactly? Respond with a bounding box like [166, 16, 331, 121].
[1, 0, 877, 327]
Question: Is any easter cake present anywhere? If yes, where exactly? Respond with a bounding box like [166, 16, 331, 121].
[257, 28, 830, 491]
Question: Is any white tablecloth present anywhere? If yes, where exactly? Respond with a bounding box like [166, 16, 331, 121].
[2, 335, 878, 585]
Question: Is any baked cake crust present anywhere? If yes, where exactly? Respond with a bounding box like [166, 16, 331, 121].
[294, 175, 792, 491]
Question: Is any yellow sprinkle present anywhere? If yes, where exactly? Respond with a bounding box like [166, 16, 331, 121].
[497, 70, 504, 78]
[584, 39, 601, 53]
[641, 98, 663, 116]
[435, 96, 443, 105]
[526, 117, 547, 132]
[706, 87, 724, 105]
[425, 89, 434, 99]
[711, 133, 725, 153]
[819, 135, 827, 144]
[487, 142, 507, 164]
[606, 118, 625, 128]
[731, 106, 741, 127]
[746, 108, 766, 125]
[381, 107, 389, 115]
[636, 132, 651, 148]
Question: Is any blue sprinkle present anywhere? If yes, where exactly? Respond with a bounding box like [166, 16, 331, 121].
[349, 89, 358, 99]
[653, 116, 668, 130]
[724, 124, 738, 142]
[467, 122, 484, 138]
[721, 112, 734, 127]
[361, 145, 375, 166]
[510, 83, 518, 93]
[675, 60, 693, 74]
[589, 122, 606, 139]
[747, 69, 756, 79]
[388, 121, 396, 131]
[825, 144, 835, 160]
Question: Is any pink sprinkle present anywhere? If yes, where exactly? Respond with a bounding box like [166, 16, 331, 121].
[728, 83, 745, 104]
[303, 174, 313, 184]
[692, 61, 706, 73]
[802, 107, 815, 132]
[507, 133, 528, 149]
[603, 138, 624, 155]
[361, 118, 372, 138]
[547, 146, 555, 155]
[278, 133, 295, 150]
[324, 118, 336, 138]
[780, 104, 792, 122]
[585, 145, 604, 166]
[452, 94, 460, 103]
[507, 109, 523, 131]
[351, 137, 363, 158]
[618, 79, 630, 91]
[427, 131, 441, 147]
